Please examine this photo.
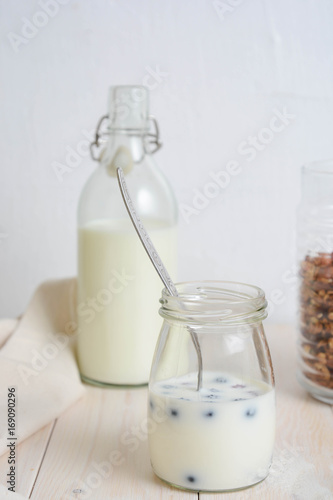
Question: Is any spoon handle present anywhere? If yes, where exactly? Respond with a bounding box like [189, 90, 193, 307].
[116, 167, 202, 391]
[117, 167, 178, 297]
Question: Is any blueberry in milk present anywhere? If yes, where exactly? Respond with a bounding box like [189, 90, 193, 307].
[148, 371, 275, 492]
[186, 475, 196, 483]
[245, 407, 256, 417]
[203, 410, 215, 418]
[205, 394, 219, 401]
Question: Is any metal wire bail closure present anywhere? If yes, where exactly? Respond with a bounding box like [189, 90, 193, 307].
[89, 114, 162, 162]
[143, 116, 162, 155]
[89, 114, 109, 161]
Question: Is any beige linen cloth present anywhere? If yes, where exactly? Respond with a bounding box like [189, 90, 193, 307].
[0, 279, 85, 499]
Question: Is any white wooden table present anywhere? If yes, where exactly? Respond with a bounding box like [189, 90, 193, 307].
[1, 325, 333, 499]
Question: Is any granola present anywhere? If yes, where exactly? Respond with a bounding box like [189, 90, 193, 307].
[299, 253, 333, 390]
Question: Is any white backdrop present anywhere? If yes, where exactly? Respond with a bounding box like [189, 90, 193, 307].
[1, 0, 333, 321]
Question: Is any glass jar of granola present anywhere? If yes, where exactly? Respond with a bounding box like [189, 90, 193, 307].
[297, 160, 333, 403]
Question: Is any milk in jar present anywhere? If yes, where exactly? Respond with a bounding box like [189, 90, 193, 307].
[149, 372, 275, 491]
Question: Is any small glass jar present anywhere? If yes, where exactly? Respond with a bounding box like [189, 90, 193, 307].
[148, 281, 275, 493]
[297, 160, 333, 404]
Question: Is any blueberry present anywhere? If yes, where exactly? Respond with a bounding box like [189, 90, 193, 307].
[215, 376, 228, 383]
[169, 408, 179, 417]
[234, 398, 245, 401]
[245, 407, 256, 417]
[180, 397, 190, 401]
[163, 384, 176, 389]
[187, 475, 196, 483]
[203, 410, 214, 418]
[209, 388, 220, 393]
[206, 394, 219, 400]
[231, 384, 246, 389]
[247, 390, 259, 397]
[149, 399, 154, 410]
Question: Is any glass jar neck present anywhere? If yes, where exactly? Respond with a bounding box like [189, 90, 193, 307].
[106, 130, 145, 163]
[99, 85, 150, 167]
[302, 161, 333, 207]
[159, 281, 267, 327]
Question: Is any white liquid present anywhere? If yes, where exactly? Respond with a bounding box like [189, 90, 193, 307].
[148, 372, 275, 492]
[77, 219, 177, 385]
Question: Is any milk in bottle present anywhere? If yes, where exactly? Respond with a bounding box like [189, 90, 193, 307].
[77, 86, 178, 386]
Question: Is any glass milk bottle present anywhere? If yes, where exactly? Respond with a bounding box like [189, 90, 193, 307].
[297, 161, 333, 403]
[77, 86, 178, 387]
[148, 281, 275, 492]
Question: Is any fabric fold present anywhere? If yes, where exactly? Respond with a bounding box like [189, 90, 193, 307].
[0, 278, 85, 458]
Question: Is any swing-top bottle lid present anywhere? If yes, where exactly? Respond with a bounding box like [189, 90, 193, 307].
[108, 86, 149, 132]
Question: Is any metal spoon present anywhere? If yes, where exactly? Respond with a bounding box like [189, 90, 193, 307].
[116, 167, 202, 391]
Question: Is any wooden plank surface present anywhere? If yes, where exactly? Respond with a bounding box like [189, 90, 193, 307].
[0, 422, 54, 498]
[1, 324, 332, 499]
[30, 386, 196, 500]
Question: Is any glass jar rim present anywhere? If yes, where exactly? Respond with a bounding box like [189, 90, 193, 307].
[159, 280, 267, 325]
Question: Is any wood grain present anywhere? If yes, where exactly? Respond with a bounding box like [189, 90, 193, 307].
[1, 324, 332, 499]
[0, 422, 54, 498]
[30, 386, 196, 500]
